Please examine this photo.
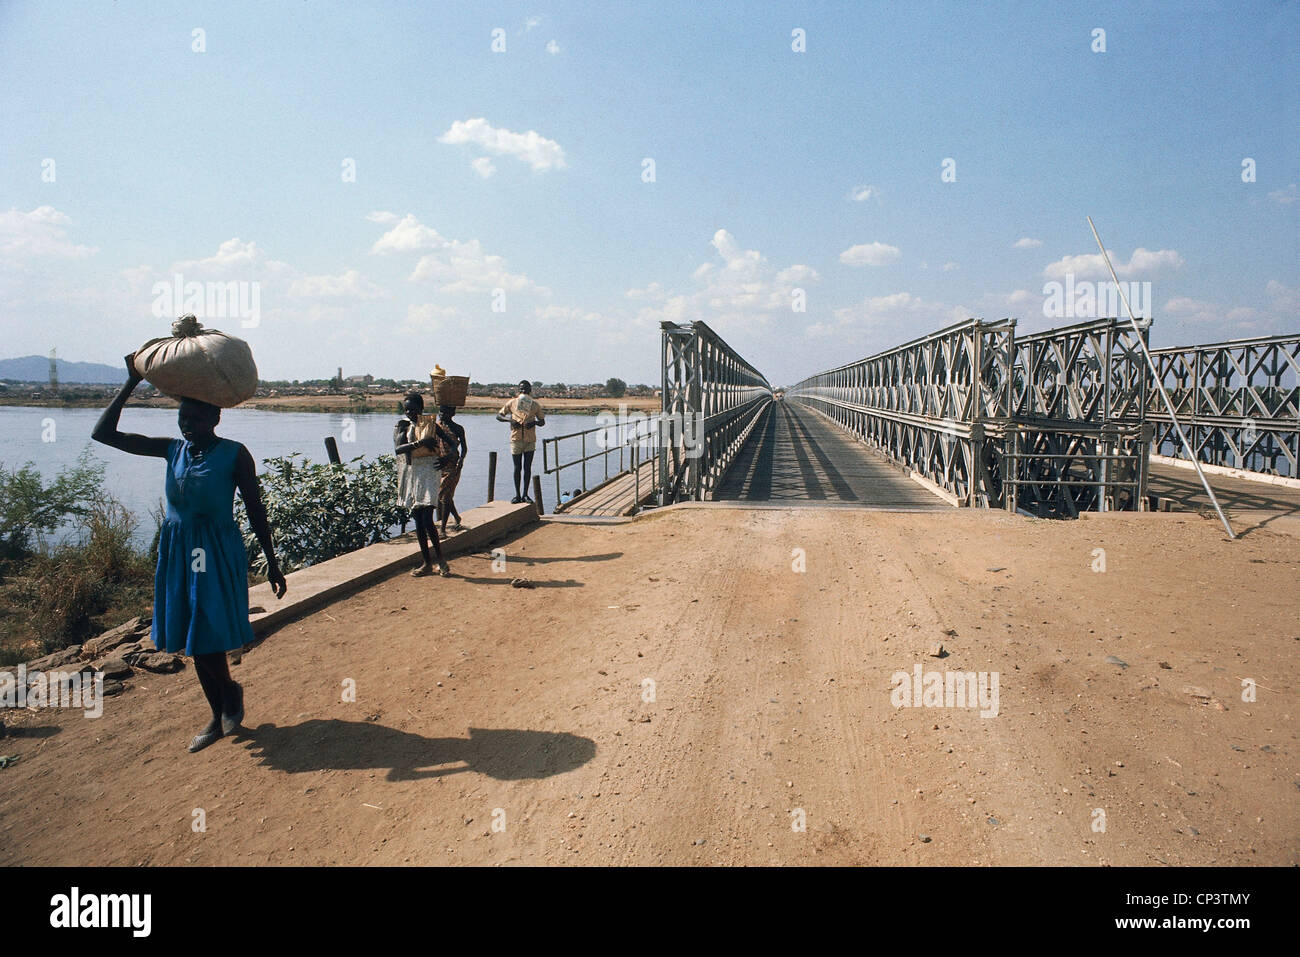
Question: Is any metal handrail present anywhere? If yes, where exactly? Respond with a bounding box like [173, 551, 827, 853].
[541, 412, 664, 510]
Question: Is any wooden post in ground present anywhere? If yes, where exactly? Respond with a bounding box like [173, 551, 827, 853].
[487, 451, 497, 502]
[324, 436, 341, 464]
[533, 475, 544, 516]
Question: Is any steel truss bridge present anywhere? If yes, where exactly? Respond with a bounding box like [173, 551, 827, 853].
[548, 321, 1297, 518]
[651, 320, 1298, 516]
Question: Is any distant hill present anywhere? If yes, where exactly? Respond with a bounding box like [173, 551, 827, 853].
[0, 356, 128, 384]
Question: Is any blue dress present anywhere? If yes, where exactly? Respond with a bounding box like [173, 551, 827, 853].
[152, 437, 255, 656]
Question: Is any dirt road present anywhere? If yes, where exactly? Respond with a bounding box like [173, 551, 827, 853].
[1, 507, 1296, 865]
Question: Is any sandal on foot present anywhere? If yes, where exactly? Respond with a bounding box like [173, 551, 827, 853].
[410, 563, 433, 577]
[438, 563, 451, 578]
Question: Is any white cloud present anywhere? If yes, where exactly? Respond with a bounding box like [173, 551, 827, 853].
[942, 261, 959, 272]
[1013, 237, 1043, 249]
[523, 16, 541, 33]
[1164, 296, 1265, 328]
[1126, 248, 1186, 274]
[366, 210, 399, 224]
[171, 238, 293, 278]
[1005, 289, 1035, 306]
[411, 237, 545, 294]
[546, 39, 561, 55]
[628, 229, 820, 333]
[776, 264, 821, 284]
[848, 185, 878, 202]
[405, 303, 464, 327]
[370, 212, 549, 301]
[438, 117, 566, 172]
[0, 206, 98, 260]
[839, 241, 901, 267]
[122, 264, 153, 294]
[470, 156, 497, 179]
[535, 304, 603, 323]
[371, 214, 446, 254]
[1265, 279, 1299, 312]
[1042, 247, 1183, 281]
[289, 269, 388, 300]
[1160, 280, 1298, 337]
[1268, 184, 1297, 205]
[626, 281, 667, 300]
[808, 291, 971, 341]
[711, 228, 764, 275]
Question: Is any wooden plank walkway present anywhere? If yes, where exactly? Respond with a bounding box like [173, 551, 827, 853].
[556, 456, 660, 516]
[714, 401, 949, 508]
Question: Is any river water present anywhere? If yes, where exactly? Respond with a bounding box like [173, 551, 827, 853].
[0, 405, 645, 546]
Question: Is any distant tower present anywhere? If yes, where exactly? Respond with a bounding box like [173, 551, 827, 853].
[48, 347, 58, 394]
[337, 366, 343, 383]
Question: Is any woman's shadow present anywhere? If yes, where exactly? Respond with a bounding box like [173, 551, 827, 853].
[238, 720, 595, 782]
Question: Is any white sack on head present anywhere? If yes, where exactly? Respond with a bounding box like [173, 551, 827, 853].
[133, 315, 258, 408]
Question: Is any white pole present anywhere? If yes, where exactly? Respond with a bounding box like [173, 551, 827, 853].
[1087, 216, 1235, 539]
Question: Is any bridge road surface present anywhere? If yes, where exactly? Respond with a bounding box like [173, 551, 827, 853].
[715, 400, 949, 508]
[1147, 461, 1300, 518]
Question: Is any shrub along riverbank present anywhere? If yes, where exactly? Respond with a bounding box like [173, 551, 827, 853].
[0, 451, 410, 665]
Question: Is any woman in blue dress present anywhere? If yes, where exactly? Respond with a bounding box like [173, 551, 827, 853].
[93, 354, 287, 752]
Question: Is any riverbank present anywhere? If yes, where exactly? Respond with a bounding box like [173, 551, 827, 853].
[0, 393, 662, 416]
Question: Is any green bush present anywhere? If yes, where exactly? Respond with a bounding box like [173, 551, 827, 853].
[235, 453, 408, 574]
[5, 496, 152, 654]
[0, 449, 105, 567]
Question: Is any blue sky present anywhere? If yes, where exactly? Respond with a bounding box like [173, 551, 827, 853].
[1, 0, 1295, 386]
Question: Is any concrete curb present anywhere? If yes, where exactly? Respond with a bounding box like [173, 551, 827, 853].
[247, 501, 538, 636]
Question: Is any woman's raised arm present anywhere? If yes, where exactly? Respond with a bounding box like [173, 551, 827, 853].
[91, 355, 172, 458]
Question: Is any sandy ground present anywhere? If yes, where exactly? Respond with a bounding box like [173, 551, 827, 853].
[1, 507, 1296, 866]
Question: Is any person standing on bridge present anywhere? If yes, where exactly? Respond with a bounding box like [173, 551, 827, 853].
[496, 380, 545, 504]
[92, 354, 287, 753]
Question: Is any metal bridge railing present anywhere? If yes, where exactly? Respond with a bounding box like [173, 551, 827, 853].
[660, 320, 772, 503]
[1147, 334, 1300, 478]
[541, 413, 663, 511]
[786, 316, 1154, 514]
[784, 317, 1016, 507]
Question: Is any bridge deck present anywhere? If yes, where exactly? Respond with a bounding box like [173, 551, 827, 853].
[714, 401, 949, 507]
[1147, 462, 1300, 517]
[555, 456, 659, 517]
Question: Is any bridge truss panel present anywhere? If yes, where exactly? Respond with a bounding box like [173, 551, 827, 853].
[786, 316, 1154, 514]
[1147, 334, 1300, 478]
[659, 321, 772, 503]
